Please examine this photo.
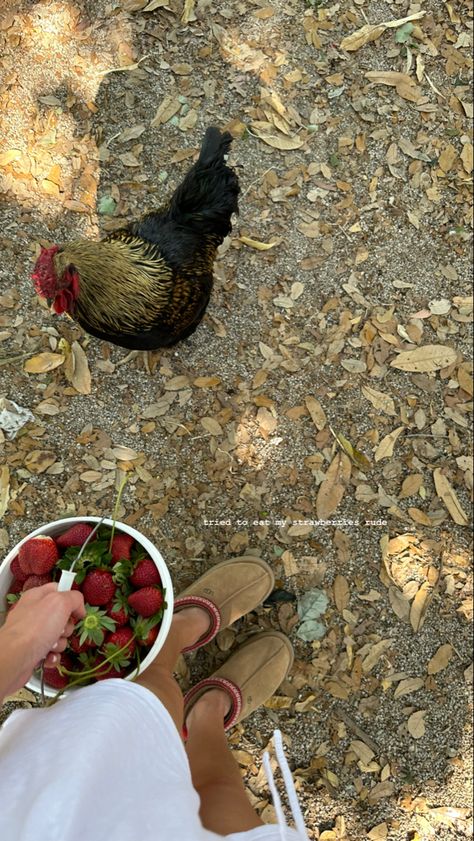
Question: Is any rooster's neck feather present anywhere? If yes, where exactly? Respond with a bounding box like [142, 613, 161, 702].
[55, 237, 174, 334]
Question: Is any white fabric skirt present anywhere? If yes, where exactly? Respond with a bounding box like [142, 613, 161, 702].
[0, 680, 305, 841]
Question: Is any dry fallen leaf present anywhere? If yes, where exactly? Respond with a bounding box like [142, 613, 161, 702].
[394, 677, 425, 698]
[316, 453, 351, 519]
[362, 385, 397, 416]
[390, 345, 457, 373]
[340, 11, 425, 52]
[388, 586, 411, 622]
[367, 823, 388, 841]
[427, 644, 453, 675]
[24, 353, 65, 374]
[410, 582, 432, 632]
[305, 396, 327, 431]
[0, 465, 10, 519]
[374, 426, 405, 462]
[333, 574, 350, 613]
[407, 709, 426, 739]
[433, 468, 469, 526]
[68, 341, 91, 395]
[24, 450, 57, 474]
[251, 128, 304, 150]
[238, 236, 278, 250]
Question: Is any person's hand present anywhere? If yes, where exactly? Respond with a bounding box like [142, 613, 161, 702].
[0, 583, 85, 698]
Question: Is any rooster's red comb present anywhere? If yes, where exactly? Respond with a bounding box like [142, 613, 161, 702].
[32, 245, 60, 298]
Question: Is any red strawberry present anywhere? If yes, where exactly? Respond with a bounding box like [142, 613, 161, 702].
[10, 556, 29, 583]
[105, 626, 136, 656]
[82, 569, 115, 606]
[130, 558, 161, 588]
[22, 574, 52, 591]
[56, 523, 95, 549]
[43, 653, 73, 690]
[69, 634, 94, 655]
[110, 533, 134, 563]
[92, 657, 126, 681]
[106, 591, 129, 627]
[18, 535, 59, 576]
[128, 586, 164, 618]
[7, 579, 23, 596]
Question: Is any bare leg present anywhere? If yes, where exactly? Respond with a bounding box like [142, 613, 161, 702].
[135, 607, 264, 834]
[185, 689, 264, 835]
[134, 607, 208, 731]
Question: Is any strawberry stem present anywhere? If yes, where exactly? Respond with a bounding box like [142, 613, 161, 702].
[108, 474, 128, 552]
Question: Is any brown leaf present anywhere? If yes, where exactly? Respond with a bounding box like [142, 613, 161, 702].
[399, 474, 423, 499]
[252, 128, 304, 150]
[433, 468, 469, 526]
[365, 71, 415, 87]
[340, 23, 385, 51]
[362, 385, 396, 416]
[68, 341, 91, 394]
[151, 95, 181, 127]
[332, 430, 371, 470]
[24, 450, 56, 474]
[305, 396, 327, 431]
[0, 465, 10, 519]
[410, 582, 432, 632]
[238, 236, 278, 250]
[111, 446, 140, 461]
[390, 344, 457, 372]
[461, 143, 473, 174]
[367, 823, 388, 841]
[388, 586, 411, 622]
[316, 453, 351, 519]
[407, 710, 426, 739]
[193, 376, 221, 388]
[367, 781, 395, 804]
[24, 353, 65, 373]
[438, 144, 457, 173]
[340, 11, 425, 51]
[427, 644, 453, 675]
[200, 417, 223, 436]
[361, 639, 392, 673]
[333, 574, 350, 612]
[393, 677, 424, 698]
[374, 426, 404, 462]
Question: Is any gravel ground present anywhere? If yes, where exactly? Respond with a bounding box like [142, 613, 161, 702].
[0, 1, 473, 839]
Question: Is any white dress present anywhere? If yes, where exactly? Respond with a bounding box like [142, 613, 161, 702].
[0, 680, 309, 841]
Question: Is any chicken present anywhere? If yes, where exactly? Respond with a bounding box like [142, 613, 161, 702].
[32, 127, 240, 350]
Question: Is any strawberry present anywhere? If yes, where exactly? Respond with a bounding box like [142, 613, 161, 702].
[128, 586, 164, 618]
[130, 558, 161, 588]
[132, 617, 160, 647]
[69, 633, 94, 655]
[7, 579, 23, 597]
[91, 656, 126, 681]
[56, 523, 95, 549]
[110, 533, 134, 563]
[43, 653, 73, 690]
[18, 535, 59, 576]
[10, 556, 29, 583]
[82, 569, 115, 606]
[106, 590, 129, 627]
[22, 574, 52, 591]
[105, 626, 136, 657]
[75, 605, 116, 647]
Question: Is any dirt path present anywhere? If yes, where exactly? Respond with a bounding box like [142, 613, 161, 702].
[0, 1, 472, 838]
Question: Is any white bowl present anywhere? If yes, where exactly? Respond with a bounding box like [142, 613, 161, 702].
[0, 516, 174, 697]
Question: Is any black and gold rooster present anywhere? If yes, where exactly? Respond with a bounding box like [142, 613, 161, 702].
[32, 127, 240, 350]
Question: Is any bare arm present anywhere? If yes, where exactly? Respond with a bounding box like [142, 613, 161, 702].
[0, 584, 85, 704]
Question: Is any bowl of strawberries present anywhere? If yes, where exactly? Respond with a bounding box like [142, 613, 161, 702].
[0, 516, 173, 696]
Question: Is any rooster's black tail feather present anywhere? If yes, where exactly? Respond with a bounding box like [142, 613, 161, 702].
[167, 127, 240, 240]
